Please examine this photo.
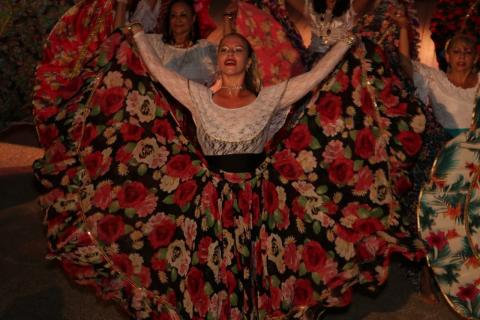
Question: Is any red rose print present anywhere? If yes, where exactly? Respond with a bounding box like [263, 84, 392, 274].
[238, 183, 253, 217]
[154, 93, 171, 112]
[38, 124, 59, 147]
[303, 241, 327, 272]
[151, 256, 167, 271]
[111, 253, 134, 276]
[93, 86, 126, 116]
[187, 267, 205, 300]
[198, 236, 212, 264]
[262, 181, 279, 214]
[148, 215, 176, 249]
[355, 128, 376, 159]
[35, 106, 58, 122]
[457, 284, 480, 301]
[354, 166, 374, 193]
[173, 180, 198, 208]
[138, 266, 152, 287]
[152, 119, 175, 142]
[336, 225, 362, 243]
[284, 242, 299, 271]
[201, 182, 219, 219]
[97, 214, 124, 244]
[317, 93, 342, 124]
[61, 259, 95, 278]
[292, 197, 305, 219]
[252, 193, 260, 225]
[356, 241, 375, 262]
[57, 76, 84, 100]
[84, 152, 104, 178]
[221, 199, 235, 228]
[273, 150, 303, 180]
[81, 124, 98, 147]
[335, 69, 350, 92]
[360, 88, 374, 116]
[396, 131, 422, 156]
[394, 175, 412, 195]
[270, 286, 281, 310]
[386, 102, 407, 117]
[226, 271, 237, 294]
[117, 41, 146, 76]
[166, 154, 198, 179]
[100, 32, 122, 62]
[194, 292, 209, 316]
[353, 217, 385, 236]
[328, 157, 354, 185]
[117, 181, 148, 208]
[153, 311, 174, 320]
[120, 123, 144, 142]
[379, 79, 399, 108]
[285, 124, 312, 151]
[115, 146, 133, 164]
[293, 279, 314, 306]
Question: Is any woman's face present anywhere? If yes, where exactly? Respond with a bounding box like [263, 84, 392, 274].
[169, 2, 195, 38]
[217, 35, 250, 76]
[446, 40, 477, 73]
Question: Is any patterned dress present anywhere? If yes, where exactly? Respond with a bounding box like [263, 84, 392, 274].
[33, 1, 426, 319]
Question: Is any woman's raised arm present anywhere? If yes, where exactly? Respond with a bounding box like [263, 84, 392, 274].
[132, 27, 194, 110]
[276, 36, 356, 108]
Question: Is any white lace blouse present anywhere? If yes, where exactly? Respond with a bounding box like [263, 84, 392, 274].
[305, 0, 357, 53]
[144, 34, 217, 86]
[412, 61, 480, 130]
[134, 31, 351, 155]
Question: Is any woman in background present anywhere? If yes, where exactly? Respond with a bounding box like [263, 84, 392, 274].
[286, 0, 370, 54]
[114, 0, 227, 85]
[394, 9, 479, 138]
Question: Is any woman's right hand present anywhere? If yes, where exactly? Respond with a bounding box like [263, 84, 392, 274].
[390, 6, 409, 29]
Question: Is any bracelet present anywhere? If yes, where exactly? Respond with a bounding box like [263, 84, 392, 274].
[223, 12, 235, 20]
[342, 33, 358, 46]
[127, 22, 143, 35]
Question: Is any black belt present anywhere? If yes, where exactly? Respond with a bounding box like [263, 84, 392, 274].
[205, 153, 266, 173]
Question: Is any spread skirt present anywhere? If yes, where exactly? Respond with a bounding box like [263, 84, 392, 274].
[33, 2, 426, 319]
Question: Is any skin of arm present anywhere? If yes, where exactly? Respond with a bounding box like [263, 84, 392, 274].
[223, 1, 238, 35]
[277, 38, 354, 108]
[114, 1, 128, 28]
[393, 9, 414, 78]
[132, 29, 195, 109]
[285, 0, 304, 14]
[351, 0, 370, 16]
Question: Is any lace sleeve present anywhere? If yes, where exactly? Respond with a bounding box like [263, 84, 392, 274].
[412, 60, 438, 105]
[277, 40, 352, 108]
[130, 0, 162, 33]
[344, 0, 358, 30]
[133, 31, 194, 110]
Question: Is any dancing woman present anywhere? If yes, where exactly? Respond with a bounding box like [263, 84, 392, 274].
[394, 9, 479, 137]
[33, 2, 427, 319]
[114, 0, 232, 86]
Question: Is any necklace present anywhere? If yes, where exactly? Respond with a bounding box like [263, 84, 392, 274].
[173, 40, 193, 49]
[221, 85, 244, 95]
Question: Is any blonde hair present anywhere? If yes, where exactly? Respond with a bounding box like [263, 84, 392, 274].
[218, 33, 262, 95]
[445, 33, 477, 54]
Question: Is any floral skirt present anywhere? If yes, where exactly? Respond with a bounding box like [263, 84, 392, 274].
[33, 14, 427, 320]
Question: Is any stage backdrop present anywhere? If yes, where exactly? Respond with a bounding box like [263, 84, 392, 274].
[0, 0, 75, 129]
